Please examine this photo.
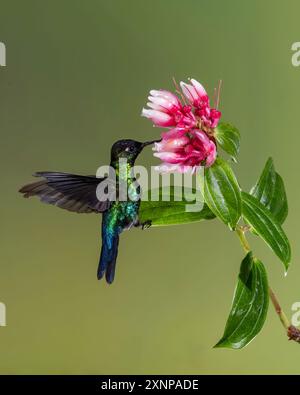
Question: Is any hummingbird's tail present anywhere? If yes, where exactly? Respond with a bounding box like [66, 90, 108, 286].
[98, 231, 120, 284]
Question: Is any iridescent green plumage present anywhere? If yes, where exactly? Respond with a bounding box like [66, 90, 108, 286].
[98, 139, 157, 283]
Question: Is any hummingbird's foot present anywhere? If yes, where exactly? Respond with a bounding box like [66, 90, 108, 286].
[139, 220, 152, 230]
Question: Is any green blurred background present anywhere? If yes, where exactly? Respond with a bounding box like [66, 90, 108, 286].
[0, 0, 299, 374]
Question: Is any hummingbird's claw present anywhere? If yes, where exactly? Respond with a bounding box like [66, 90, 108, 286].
[140, 220, 152, 230]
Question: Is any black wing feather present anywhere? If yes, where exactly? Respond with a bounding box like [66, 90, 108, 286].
[19, 172, 112, 213]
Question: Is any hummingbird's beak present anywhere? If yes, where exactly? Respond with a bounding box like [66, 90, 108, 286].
[141, 139, 162, 148]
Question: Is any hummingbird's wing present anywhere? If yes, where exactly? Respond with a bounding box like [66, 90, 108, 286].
[19, 172, 114, 213]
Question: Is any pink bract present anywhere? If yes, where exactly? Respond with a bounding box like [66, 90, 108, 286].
[153, 128, 216, 174]
[142, 78, 221, 172]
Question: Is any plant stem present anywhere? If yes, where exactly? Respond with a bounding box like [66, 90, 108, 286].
[236, 227, 251, 253]
[268, 287, 290, 330]
[236, 226, 300, 343]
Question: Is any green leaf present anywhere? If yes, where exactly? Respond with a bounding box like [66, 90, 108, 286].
[250, 157, 288, 224]
[241, 192, 291, 271]
[214, 122, 240, 162]
[202, 157, 241, 230]
[139, 187, 215, 226]
[215, 252, 269, 349]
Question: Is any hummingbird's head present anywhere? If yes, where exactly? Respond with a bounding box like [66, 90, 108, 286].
[110, 139, 161, 164]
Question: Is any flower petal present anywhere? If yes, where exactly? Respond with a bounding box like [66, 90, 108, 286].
[205, 141, 217, 167]
[210, 109, 222, 128]
[148, 95, 176, 112]
[150, 90, 181, 107]
[154, 163, 196, 174]
[193, 130, 211, 150]
[141, 108, 175, 127]
[190, 78, 207, 98]
[180, 82, 198, 103]
[161, 128, 187, 140]
[154, 163, 181, 173]
[153, 135, 190, 152]
[153, 151, 185, 164]
[146, 101, 161, 111]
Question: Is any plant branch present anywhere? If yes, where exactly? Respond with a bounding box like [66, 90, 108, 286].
[236, 227, 251, 253]
[236, 226, 300, 344]
[268, 287, 290, 330]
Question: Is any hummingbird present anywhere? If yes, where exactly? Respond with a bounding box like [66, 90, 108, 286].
[19, 139, 159, 284]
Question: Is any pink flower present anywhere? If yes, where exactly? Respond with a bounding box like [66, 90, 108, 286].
[180, 78, 208, 107]
[141, 89, 196, 128]
[180, 78, 221, 128]
[141, 78, 221, 172]
[153, 128, 217, 173]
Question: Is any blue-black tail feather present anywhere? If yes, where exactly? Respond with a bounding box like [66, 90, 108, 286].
[98, 231, 120, 284]
[105, 236, 120, 284]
